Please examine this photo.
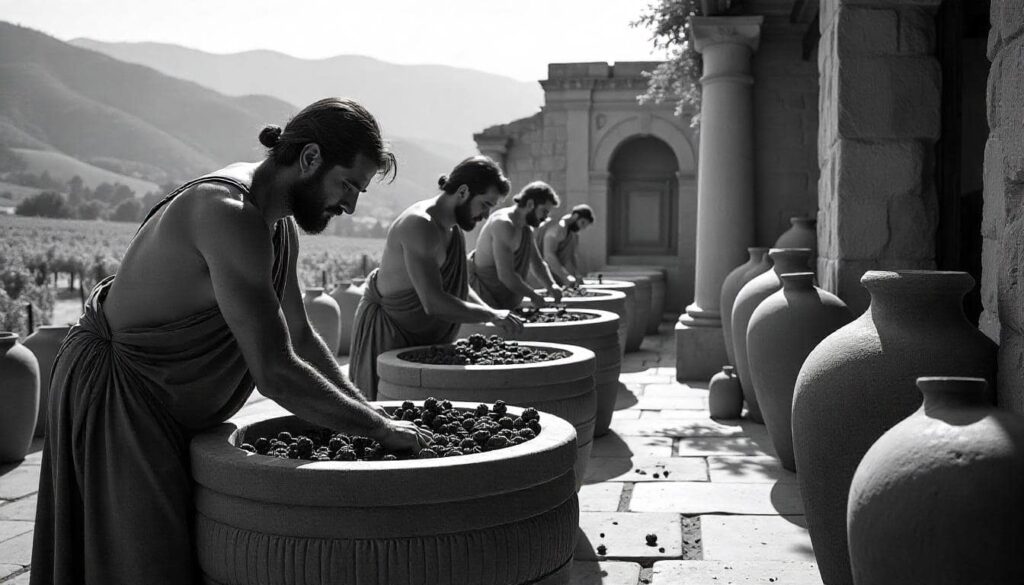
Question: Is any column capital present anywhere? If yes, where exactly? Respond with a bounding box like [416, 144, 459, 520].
[689, 16, 765, 54]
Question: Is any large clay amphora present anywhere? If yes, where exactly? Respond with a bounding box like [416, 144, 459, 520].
[0, 332, 40, 463]
[23, 325, 70, 437]
[848, 377, 1024, 585]
[791, 271, 997, 585]
[720, 247, 770, 369]
[774, 216, 817, 259]
[303, 287, 342, 355]
[330, 281, 364, 356]
[746, 273, 851, 471]
[731, 248, 813, 423]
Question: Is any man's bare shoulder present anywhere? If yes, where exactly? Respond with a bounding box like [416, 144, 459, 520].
[169, 182, 268, 244]
[390, 207, 443, 252]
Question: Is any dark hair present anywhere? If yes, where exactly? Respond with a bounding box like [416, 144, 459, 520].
[513, 180, 560, 208]
[437, 155, 510, 198]
[571, 203, 595, 223]
[259, 97, 397, 182]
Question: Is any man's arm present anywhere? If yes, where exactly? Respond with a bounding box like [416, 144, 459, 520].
[491, 221, 546, 305]
[189, 193, 427, 451]
[543, 227, 574, 285]
[527, 233, 561, 301]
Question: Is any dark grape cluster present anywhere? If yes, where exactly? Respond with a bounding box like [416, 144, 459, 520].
[514, 307, 596, 323]
[238, 399, 543, 461]
[561, 284, 604, 298]
[399, 334, 569, 365]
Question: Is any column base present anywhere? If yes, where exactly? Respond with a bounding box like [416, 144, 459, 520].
[674, 321, 729, 382]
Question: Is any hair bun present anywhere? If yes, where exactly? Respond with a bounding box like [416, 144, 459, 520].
[437, 174, 448, 189]
[259, 124, 283, 148]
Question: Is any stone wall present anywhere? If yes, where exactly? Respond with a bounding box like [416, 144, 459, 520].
[754, 19, 820, 245]
[817, 0, 942, 314]
[983, 0, 1024, 412]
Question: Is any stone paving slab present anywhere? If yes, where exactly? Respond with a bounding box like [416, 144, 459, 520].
[609, 410, 642, 420]
[591, 434, 674, 458]
[618, 374, 674, 385]
[0, 498, 37, 522]
[609, 418, 744, 438]
[1, 564, 26, 581]
[651, 560, 823, 584]
[0, 531, 33, 566]
[585, 456, 708, 483]
[642, 383, 709, 398]
[568, 561, 642, 585]
[1, 569, 30, 584]
[675, 437, 774, 457]
[0, 467, 41, 501]
[708, 456, 798, 484]
[578, 483, 624, 512]
[576, 512, 684, 561]
[630, 482, 804, 515]
[633, 396, 708, 411]
[0, 521, 33, 543]
[701, 515, 815, 562]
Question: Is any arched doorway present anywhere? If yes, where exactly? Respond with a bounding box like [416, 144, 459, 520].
[608, 136, 680, 256]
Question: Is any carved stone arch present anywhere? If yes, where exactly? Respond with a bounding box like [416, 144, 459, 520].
[591, 114, 697, 174]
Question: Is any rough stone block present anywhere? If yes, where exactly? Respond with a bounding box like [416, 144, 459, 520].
[652, 560, 823, 584]
[569, 561, 642, 585]
[674, 322, 729, 381]
[981, 237, 1001, 322]
[999, 211, 1024, 336]
[997, 329, 1024, 415]
[993, 42, 1024, 179]
[707, 456, 799, 484]
[836, 57, 941, 140]
[630, 482, 804, 515]
[701, 515, 815, 561]
[579, 483, 624, 512]
[994, 0, 1024, 54]
[897, 6, 937, 55]
[883, 188, 937, 260]
[836, 7, 898, 56]
[836, 198, 890, 259]
[835, 139, 926, 203]
[983, 137, 1006, 239]
[585, 456, 709, 483]
[576, 512, 684, 561]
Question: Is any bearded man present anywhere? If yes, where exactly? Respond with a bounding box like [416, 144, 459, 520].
[534, 203, 595, 286]
[469, 181, 563, 309]
[349, 155, 524, 398]
[31, 98, 432, 585]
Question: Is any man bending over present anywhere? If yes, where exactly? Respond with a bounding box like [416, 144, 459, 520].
[535, 203, 595, 286]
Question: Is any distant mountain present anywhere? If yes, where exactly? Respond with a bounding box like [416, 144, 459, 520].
[70, 39, 544, 152]
[0, 22, 464, 220]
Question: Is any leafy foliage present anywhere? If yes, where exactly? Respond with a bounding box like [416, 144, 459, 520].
[632, 0, 704, 127]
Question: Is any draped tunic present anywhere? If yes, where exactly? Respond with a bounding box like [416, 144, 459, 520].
[467, 225, 532, 310]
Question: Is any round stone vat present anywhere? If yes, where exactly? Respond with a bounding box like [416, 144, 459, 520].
[377, 342, 596, 489]
[525, 288, 628, 358]
[460, 309, 620, 437]
[191, 402, 579, 585]
[595, 267, 666, 334]
[581, 278, 642, 354]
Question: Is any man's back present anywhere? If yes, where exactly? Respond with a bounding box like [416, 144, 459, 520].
[473, 206, 524, 270]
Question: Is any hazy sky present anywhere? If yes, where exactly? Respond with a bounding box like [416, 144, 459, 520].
[0, 0, 666, 81]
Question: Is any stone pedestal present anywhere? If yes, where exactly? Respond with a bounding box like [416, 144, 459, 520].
[675, 15, 763, 380]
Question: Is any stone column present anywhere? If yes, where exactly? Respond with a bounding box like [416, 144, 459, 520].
[475, 135, 510, 170]
[675, 15, 764, 381]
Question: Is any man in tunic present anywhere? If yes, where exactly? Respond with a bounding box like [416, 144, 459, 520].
[31, 98, 432, 585]
[469, 181, 563, 309]
[349, 155, 525, 398]
[534, 203, 595, 286]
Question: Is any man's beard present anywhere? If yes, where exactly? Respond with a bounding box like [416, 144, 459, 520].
[525, 208, 541, 228]
[567, 219, 581, 233]
[289, 171, 331, 234]
[454, 198, 479, 231]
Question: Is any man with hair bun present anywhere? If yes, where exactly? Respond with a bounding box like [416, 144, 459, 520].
[534, 203, 596, 286]
[469, 180, 563, 309]
[31, 98, 432, 585]
[349, 155, 525, 398]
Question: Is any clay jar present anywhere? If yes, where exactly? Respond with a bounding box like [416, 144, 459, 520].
[791, 271, 997, 585]
[708, 365, 743, 419]
[330, 281, 364, 356]
[848, 377, 1024, 585]
[303, 287, 342, 355]
[774, 216, 817, 258]
[730, 248, 813, 423]
[23, 325, 71, 437]
[0, 332, 40, 463]
[746, 273, 851, 471]
[720, 247, 771, 369]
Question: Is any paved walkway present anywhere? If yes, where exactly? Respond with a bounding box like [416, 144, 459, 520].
[0, 323, 821, 584]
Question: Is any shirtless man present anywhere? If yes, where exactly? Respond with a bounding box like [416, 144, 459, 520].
[469, 181, 563, 309]
[349, 155, 524, 398]
[31, 98, 431, 585]
[535, 203, 595, 286]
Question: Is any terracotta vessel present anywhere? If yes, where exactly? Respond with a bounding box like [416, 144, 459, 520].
[791, 271, 997, 585]
[23, 325, 71, 436]
[598, 267, 666, 334]
[588, 274, 651, 352]
[730, 248, 813, 423]
[0, 332, 39, 463]
[747, 273, 851, 471]
[330, 281, 364, 356]
[526, 288, 628, 357]
[774, 216, 817, 259]
[192, 402, 579, 585]
[848, 377, 1024, 585]
[720, 247, 771, 369]
[461, 309, 620, 437]
[708, 366, 743, 419]
[303, 287, 342, 355]
[377, 341, 596, 489]
[583, 278, 640, 354]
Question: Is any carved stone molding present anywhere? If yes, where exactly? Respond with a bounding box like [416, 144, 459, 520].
[690, 16, 765, 53]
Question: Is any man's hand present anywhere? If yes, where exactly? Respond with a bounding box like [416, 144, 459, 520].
[528, 291, 551, 309]
[490, 309, 525, 334]
[374, 419, 433, 454]
[547, 284, 563, 303]
[565, 274, 578, 287]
